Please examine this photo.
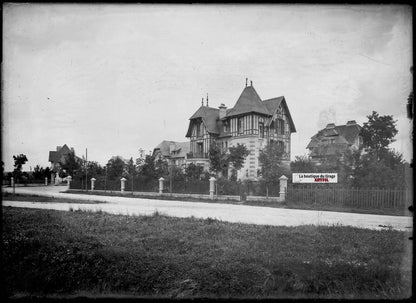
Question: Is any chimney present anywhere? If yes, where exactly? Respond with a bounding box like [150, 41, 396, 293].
[219, 103, 227, 119]
[201, 97, 204, 106]
[169, 142, 176, 154]
[245, 78, 248, 87]
[57, 146, 62, 151]
[325, 123, 336, 129]
[346, 120, 357, 126]
[206, 93, 209, 107]
[250, 80, 253, 86]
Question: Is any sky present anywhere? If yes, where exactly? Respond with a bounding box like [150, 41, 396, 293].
[2, 4, 413, 172]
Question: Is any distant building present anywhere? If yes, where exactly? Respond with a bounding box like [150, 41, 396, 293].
[185, 81, 296, 180]
[48, 144, 81, 183]
[48, 144, 78, 171]
[153, 140, 190, 169]
[306, 121, 363, 162]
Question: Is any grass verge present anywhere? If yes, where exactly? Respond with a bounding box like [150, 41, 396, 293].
[2, 192, 104, 204]
[2, 207, 412, 299]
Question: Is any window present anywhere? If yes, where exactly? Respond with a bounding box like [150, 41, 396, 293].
[196, 122, 201, 137]
[277, 119, 285, 135]
[238, 118, 243, 134]
[270, 120, 275, 132]
[278, 141, 284, 152]
[259, 122, 264, 138]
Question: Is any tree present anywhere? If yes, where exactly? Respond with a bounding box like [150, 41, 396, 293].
[33, 165, 44, 180]
[228, 143, 250, 180]
[185, 163, 204, 180]
[361, 111, 398, 156]
[350, 149, 405, 189]
[86, 161, 104, 177]
[13, 154, 28, 182]
[258, 142, 285, 182]
[140, 155, 157, 180]
[136, 148, 146, 168]
[60, 153, 81, 177]
[106, 156, 125, 180]
[208, 142, 229, 176]
[290, 156, 317, 173]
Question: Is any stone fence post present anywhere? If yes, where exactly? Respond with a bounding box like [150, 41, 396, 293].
[120, 177, 126, 192]
[209, 177, 216, 200]
[159, 177, 165, 194]
[279, 175, 288, 202]
[45, 177, 48, 186]
[91, 178, 96, 191]
[66, 176, 72, 190]
[11, 177, 14, 188]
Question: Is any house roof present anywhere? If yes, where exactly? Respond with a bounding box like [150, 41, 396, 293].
[153, 141, 190, 158]
[186, 106, 220, 137]
[307, 123, 361, 149]
[263, 96, 296, 133]
[186, 85, 297, 136]
[226, 85, 270, 117]
[48, 144, 75, 163]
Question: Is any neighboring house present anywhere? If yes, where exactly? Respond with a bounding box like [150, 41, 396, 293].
[48, 144, 81, 183]
[48, 144, 78, 172]
[153, 140, 190, 169]
[306, 121, 363, 162]
[185, 81, 296, 180]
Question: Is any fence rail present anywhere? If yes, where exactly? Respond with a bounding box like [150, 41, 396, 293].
[287, 186, 412, 209]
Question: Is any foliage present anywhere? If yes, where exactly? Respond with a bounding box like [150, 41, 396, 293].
[208, 142, 229, 176]
[106, 156, 126, 180]
[32, 165, 51, 180]
[12, 154, 28, 181]
[228, 143, 250, 179]
[135, 148, 146, 168]
[360, 111, 398, 155]
[60, 153, 82, 178]
[86, 161, 105, 177]
[290, 156, 317, 173]
[139, 155, 157, 180]
[258, 142, 286, 182]
[126, 157, 137, 178]
[184, 163, 204, 180]
[349, 149, 405, 189]
[228, 143, 250, 171]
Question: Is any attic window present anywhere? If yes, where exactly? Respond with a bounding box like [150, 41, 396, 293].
[277, 119, 285, 135]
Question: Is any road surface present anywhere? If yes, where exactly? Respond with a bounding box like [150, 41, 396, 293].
[2, 186, 413, 231]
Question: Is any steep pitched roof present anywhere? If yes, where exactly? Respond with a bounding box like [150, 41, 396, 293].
[186, 106, 220, 137]
[262, 96, 296, 133]
[186, 85, 296, 135]
[307, 123, 361, 149]
[153, 141, 190, 158]
[226, 86, 270, 117]
[48, 144, 74, 163]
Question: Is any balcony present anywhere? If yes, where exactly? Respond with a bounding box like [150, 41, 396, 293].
[187, 152, 209, 159]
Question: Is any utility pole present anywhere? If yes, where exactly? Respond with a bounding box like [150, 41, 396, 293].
[85, 148, 88, 191]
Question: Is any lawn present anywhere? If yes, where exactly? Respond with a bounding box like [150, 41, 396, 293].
[2, 192, 104, 204]
[2, 206, 412, 299]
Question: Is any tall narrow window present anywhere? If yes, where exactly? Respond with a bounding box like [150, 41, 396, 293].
[238, 118, 243, 134]
[278, 119, 285, 135]
[259, 122, 264, 138]
[196, 122, 201, 137]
